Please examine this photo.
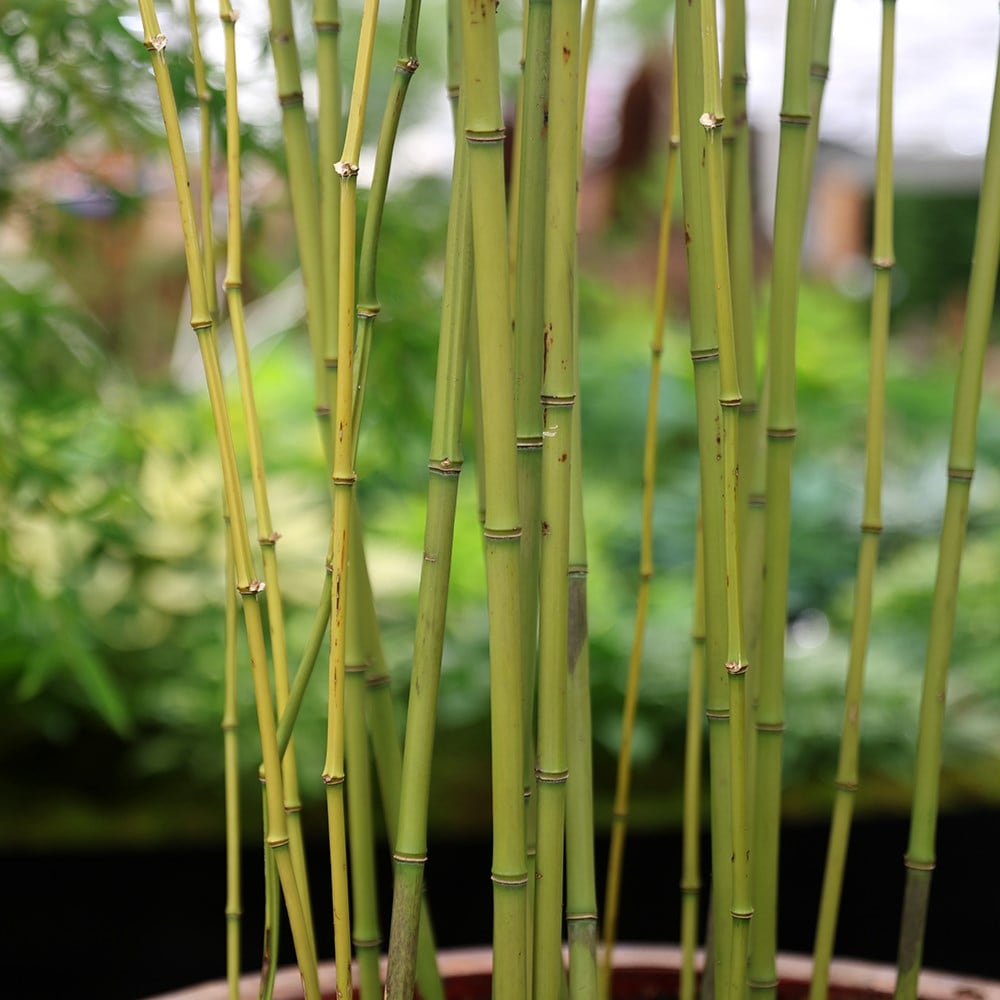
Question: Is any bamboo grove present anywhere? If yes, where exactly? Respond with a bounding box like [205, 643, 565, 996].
[134, 0, 1000, 997]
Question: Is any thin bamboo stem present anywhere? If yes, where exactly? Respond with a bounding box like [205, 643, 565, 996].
[384, 90, 473, 1000]
[894, 21, 1000, 1000]
[321, 1, 381, 993]
[460, 0, 528, 993]
[600, 43, 678, 1000]
[675, 0, 733, 990]
[750, 2, 814, 994]
[135, 5, 318, 995]
[810, 4, 894, 997]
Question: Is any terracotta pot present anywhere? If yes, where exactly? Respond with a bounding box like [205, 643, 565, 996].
[146, 944, 1000, 1000]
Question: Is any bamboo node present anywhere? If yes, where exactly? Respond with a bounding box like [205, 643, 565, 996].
[767, 427, 797, 440]
[810, 61, 830, 81]
[749, 979, 781, 991]
[483, 526, 522, 541]
[535, 767, 569, 784]
[259, 531, 282, 546]
[465, 127, 506, 144]
[756, 720, 785, 733]
[872, 256, 895, 270]
[393, 851, 429, 864]
[236, 579, 266, 595]
[313, 18, 341, 31]
[429, 457, 463, 475]
[566, 912, 599, 922]
[947, 466, 974, 482]
[568, 564, 588, 577]
[144, 33, 168, 52]
[779, 112, 811, 127]
[315, 403, 331, 415]
[730, 908, 754, 920]
[335, 160, 359, 178]
[220, 10, 239, 25]
[903, 854, 936, 872]
[345, 663, 367, 675]
[690, 346, 720, 362]
[540, 393, 576, 407]
[357, 305, 380, 319]
[834, 779, 859, 792]
[322, 773, 346, 786]
[366, 674, 391, 689]
[277, 90, 305, 108]
[398, 56, 419, 75]
[491, 872, 530, 887]
[699, 111, 724, 130]
[332, 474, 358, 486]
[705, 709, 730, 721]
[725, 659, 749, 676]
[353, 937, 381, 950]
[516, 436, 543, 451]
[860, 522, 883, 535]
[748, 493, 766, 508]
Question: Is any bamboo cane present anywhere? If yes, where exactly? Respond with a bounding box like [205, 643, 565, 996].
[264, 0, 327, 430]
[894, 21, 1000, 1000]
[135, 5, 319, 995]
[809, 4, 895, 997]
[383, 91, 474, 1000]
[321, 1, 381, 993]
[600, 42, 678, 999]
[460, 0, 528, 993]
[511, 2, 551, 975]
[674, 0, 733, 990]
[749, 2, 814, 995]
[533, 0, 581, 993]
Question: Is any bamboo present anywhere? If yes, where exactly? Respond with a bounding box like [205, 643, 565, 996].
[533, 0, 580, 993]
[264, 0, 327, 426]
[511, 0, 550, 975]
[135, 5, 318, 995]
[384, 92, 473, 1000]
[460, 0, 528, 993]
[321, 0, 381, 993]
[218, 0, 315, 960]
[351, 0, 422, 453]
[600, 43, 678, 999]
[221, 509, 241, 1000]
[680, 520, 706, 1000]
[809, 4, 895, 997]
[316, 0, 342, 468]
[894, 23, 1000, 1000]
[749, 1, 814, 995]
[675, 0, 733, 990]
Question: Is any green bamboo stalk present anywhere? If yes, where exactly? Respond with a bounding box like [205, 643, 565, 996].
[265, 0, 327, 425]
[345, 582, 381, 1000]
[532, 1, 580, 994]
[748, 2, 813, 995]
[894, 27, 1000, 1000]
[512, 2, 551, 974]
[680, 520, 706, 1000]
[566, 398, 597, 1000]
[321, 2, 381, 993]
[221, 508, 241, 1000]
[135, 6, 318, 995]
[217, 0, 315, 962]
[698, 1, 753, 994]
[351, 0, 422, 454]
[801, 0, 837, 232]
[600, 45, 678, 999]
[260, 788, 280, 1000]
[187, 0, 217, 321]
[809, 5, 895, 997]
[675, 0, 733, 990]
[316, 0, 342, 468]
[383, 92, 473, 1000]
[460, 0, 528, 993]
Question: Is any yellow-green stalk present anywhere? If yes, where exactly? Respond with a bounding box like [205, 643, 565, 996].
[680, 520, 706, 1000]
[351, 0, 422, 452]
[315, 0, 342, 464]
[894, 26, 1000, 1000]
[460, 0, 529, 992]
[321, 1, 380, 992]
[675, 0, 733, 989]
[384, 92, 474, 1000]
[186, 0, 217, 320]
[809, 4, 894, 997]
[565, 394, 598, 1000]
[697, 1, 754, 994]
[265, 0, 327, 426]
[218, 0, 315, 961]
[512, 0, 551, 968]
[135, 5, 318, 995]
[749, 2, 813, 995]
[600, 44, 678, 999]
[221, 507, 241, 1000]
[532, 0, 581, 993]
